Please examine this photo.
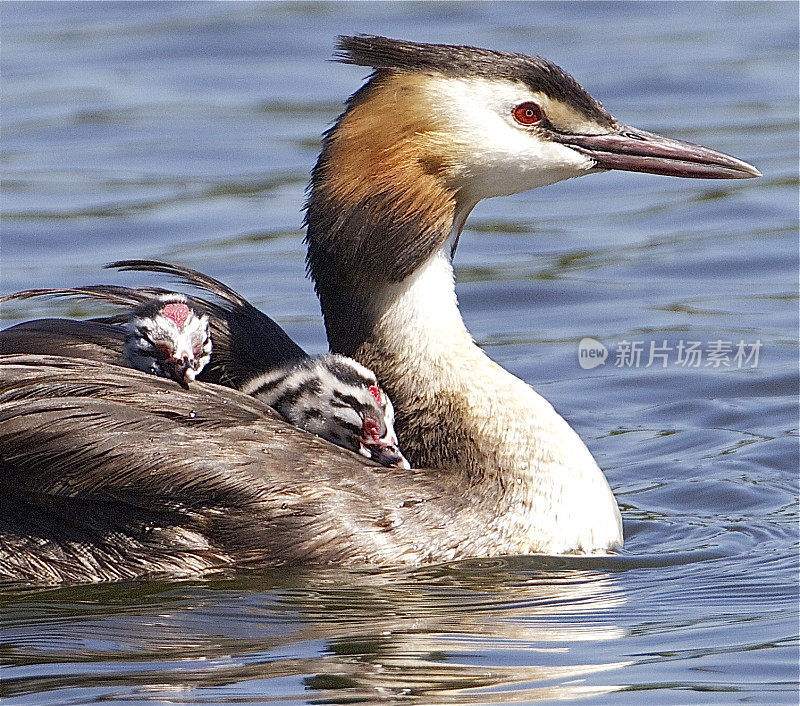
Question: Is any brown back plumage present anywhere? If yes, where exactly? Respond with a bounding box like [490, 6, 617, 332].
[0, 354, 486, 583]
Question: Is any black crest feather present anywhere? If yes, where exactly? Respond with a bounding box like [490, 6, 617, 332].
[336, 34, 613, 126]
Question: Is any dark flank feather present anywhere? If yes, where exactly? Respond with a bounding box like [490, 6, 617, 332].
[0, 318, 125, 364]
[0, 355, 483, 583]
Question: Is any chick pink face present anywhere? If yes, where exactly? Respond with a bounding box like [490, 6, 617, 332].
[155, 303, 202, 382]
[160, 302, 190, 329]
[123, 297, 212, 386]
[357, 386, 410, 469]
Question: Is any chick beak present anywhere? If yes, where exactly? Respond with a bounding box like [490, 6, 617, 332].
[555, 125, 761, 179]
[374, 445, 412, 469]
[359, 441, 411, 469]
[165, 356, 194, 388]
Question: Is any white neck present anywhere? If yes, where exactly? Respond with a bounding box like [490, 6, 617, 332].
[357, 213, 622, 554]
[375, 244, 472, 377]
[367, 201, 475, 376]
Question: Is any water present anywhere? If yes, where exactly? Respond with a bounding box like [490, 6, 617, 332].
[1, 2, 797, 703]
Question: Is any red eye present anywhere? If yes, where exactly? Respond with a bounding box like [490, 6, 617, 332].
[362, 417, 380, 439]
[513, 102, 543, 126]
[368, 385, 382, 404]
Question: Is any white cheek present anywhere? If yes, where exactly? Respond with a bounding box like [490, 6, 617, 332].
[171, 331, 197, 361]
[462, 135, 595, 200]
[383, 398, 395, 425]
[426, 78, 596, 200]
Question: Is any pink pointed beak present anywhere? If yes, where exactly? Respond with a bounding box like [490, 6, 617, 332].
[554, 125, 761, 179]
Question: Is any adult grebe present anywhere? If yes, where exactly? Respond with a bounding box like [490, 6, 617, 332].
[0, 36, 759, 583]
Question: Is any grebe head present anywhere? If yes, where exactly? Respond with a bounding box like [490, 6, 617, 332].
[336, 35, 760, 198]
[123, 294, 212, 387]
[243, 354, 410, 469]
[305, 36, 759, 355]
[309, 39, 757, 269]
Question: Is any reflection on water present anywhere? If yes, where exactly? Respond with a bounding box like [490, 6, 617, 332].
[3, 563, 631, 702]
[1, 0, 797, 703]
[3, 545, 796, 701]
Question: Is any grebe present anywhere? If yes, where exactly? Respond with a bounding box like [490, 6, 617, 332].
[243, 354, 409, 469]
[123, 295, 211, 386]
[0, 292, 211, 387]
[0, 264, 408, 468]
[0, 260, 305, 384]
[0, 36, 759, 583]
